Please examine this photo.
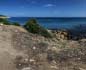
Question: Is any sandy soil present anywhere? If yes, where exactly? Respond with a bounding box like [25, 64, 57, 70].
[0, 25, 27, 70]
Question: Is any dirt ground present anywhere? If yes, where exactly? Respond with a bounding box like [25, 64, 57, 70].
[0, 25, 27, 70]
[0, 25, 86, 70]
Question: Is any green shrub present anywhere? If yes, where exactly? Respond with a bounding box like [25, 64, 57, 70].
[39, 28, 52, 38]
[12, 22, 21, 26]
[0, 18, 11, 25]
[24, 18, 52, 38]
[24, 18, 40, 33]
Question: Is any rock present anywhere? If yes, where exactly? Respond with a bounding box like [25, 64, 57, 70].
[50, 65, 58, 69]
[51, 30, 69, 40]
[0, 23, 4, 26]
[32, 46, 36, 50]
[79, 68, 86, 70]
[22, 67, 32, 70]
[29, 59, 35, 62]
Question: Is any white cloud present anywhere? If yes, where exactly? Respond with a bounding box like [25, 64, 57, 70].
[44, 4, 56, 7]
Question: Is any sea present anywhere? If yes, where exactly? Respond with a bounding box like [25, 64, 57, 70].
[8, 17, 86, 30]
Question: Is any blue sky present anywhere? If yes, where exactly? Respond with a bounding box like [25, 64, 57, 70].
[0, 0, 85, 17]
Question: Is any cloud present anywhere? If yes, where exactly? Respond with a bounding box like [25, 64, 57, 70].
[43, 4, 56, 7]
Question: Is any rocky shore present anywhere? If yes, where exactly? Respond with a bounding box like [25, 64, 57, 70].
[0, 25, 86, 70]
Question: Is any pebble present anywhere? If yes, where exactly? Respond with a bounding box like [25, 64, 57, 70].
[29, 59, 35, 62]
[33, 46, 36, 50]
[50, 65, 58, 69]
[22, 67, 31, 70]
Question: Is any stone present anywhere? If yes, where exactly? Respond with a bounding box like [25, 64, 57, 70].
[22, 67, 32, 70]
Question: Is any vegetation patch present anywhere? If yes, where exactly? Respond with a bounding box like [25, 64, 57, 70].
[24, 18, 52, 38]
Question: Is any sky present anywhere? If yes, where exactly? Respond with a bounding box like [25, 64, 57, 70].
[0, 0, 85, 17]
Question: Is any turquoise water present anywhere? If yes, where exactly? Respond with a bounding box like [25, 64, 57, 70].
[8, 17, 86, 29]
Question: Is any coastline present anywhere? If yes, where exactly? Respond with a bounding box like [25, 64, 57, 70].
[0, 16, 10, 19]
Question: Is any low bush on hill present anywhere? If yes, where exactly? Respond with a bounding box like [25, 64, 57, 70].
[24, 18, 52, 38]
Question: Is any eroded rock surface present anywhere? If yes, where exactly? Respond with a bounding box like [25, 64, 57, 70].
[0, 25, 86, 70]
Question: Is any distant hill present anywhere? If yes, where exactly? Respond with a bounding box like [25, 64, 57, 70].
[0, 15, 6, 17]
[0, 15, 9, 18]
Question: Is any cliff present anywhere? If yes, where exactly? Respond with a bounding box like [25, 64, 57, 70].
[0, 25, 86, 70]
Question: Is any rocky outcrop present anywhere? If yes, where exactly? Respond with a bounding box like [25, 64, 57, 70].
[51, 30, 69, 41]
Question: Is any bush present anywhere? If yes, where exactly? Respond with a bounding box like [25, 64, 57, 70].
[24, 18, 40, 33]
[0, 18, 11, 25]
[24, 18, 52, 38]
[12, 22, 21, 26]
